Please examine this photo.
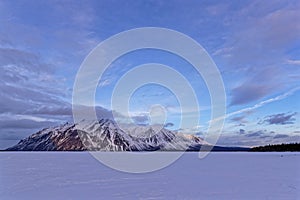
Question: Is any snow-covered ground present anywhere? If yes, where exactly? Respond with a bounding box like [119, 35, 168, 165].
[0, 152, 299, 199]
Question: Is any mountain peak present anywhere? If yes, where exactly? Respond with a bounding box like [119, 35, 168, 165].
[7, 119, 207, 151]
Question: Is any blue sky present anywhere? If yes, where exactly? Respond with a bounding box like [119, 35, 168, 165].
[0, 0, 299, 148]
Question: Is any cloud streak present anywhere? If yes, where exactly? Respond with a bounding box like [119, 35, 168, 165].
[260, 112, 297, 125]
[210, 87, 300, 123]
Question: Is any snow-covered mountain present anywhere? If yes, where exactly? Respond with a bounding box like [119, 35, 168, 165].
[6, 119, 210, 151]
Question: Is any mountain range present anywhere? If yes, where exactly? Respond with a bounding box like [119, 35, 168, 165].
[6, 119, 249, 151]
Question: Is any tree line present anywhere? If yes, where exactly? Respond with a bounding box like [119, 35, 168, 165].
[251, 143, 300, 152]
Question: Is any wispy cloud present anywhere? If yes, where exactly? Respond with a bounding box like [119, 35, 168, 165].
[98, 79, 112, 87]
[210, 87, 300, 123]
[229, 67, 284, 106]
[287, 59, 300, 65]
[259, 112, 297, 125]
[246, 131, 264, 138]
[214, 1, 300, 107]
[273, 134, 289, 139]
[230, 115, 247, 123]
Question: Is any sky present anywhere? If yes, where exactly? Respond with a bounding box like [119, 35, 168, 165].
[0, 0, 300, 149]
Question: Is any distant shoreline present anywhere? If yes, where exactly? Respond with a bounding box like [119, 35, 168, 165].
[2, 142, 299, 152]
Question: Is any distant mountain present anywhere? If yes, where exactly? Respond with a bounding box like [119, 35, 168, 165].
[6, 119, 249, 151]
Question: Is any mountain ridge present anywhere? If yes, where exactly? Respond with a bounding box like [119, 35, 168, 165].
[6, 119, 249, 151]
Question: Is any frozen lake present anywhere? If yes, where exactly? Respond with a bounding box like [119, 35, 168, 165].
[1, 152, 299, 199]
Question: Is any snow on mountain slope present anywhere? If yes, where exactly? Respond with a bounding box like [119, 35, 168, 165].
[6, 119, 208, 151]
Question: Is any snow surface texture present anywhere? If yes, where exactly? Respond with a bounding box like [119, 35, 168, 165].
[1, 152, 299, 200]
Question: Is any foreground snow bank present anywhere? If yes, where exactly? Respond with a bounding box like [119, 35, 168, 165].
[0, 152, 299, 199]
